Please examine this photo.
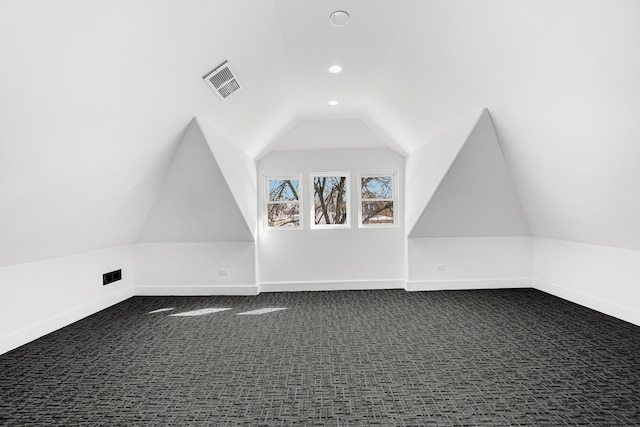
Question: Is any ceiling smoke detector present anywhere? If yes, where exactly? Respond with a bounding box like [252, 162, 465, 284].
[203, 61, 243, 101]
[330, 11, 350, 27]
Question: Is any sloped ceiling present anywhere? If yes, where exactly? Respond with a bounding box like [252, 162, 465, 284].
[268, 118, 398, 153]
[1, 0, 639, 266]
[375, 0, 640, 250]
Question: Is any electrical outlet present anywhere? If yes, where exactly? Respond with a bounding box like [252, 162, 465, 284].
[436, 264, 447, 272]
[219, 269, 230, 276]
[103, 269, 122, 285]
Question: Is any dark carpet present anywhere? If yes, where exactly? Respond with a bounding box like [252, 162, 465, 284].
[1, 289, 639, 426]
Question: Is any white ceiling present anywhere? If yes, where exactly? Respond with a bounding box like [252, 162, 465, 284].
[1, 0, 639, 265]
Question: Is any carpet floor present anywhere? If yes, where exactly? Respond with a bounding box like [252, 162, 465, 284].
[1, 288, 639, 426]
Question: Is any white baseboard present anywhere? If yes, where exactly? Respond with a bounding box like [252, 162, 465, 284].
[0, 287, 134, 356]
[259, 279, 406, 293]
[135, 285, 259, 296]
[406, 277, 532, 292]
[533, 278, 640, 326]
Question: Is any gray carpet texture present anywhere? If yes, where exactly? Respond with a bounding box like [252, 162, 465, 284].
[1, 288, 639, 426]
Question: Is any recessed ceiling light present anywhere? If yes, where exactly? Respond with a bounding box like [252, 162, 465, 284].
[329, 100, 339, 106]
[330, 11, 350, 27]
[328, 65, 343, 74]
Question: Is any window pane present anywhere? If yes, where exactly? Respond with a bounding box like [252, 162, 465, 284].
[362, 201, 394, 224]
[361, 176, 392, 199]
[313, 176, 348, 225]
[268, 179, 299, 202]
[267, 203, 300, 227]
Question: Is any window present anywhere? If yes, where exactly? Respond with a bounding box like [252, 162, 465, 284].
[310, 173, 350, 228]
[359, 174, 396, 226]
[265, 176, 301, 229]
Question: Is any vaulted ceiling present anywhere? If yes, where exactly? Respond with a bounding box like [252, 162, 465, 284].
[1, 0, 639, 266]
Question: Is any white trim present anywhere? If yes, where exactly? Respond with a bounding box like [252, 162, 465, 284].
[135, 285, 259, 296]
[406, 278, 532, 292]
[0, 287, 134, 356]
[532, 278, 640, 326]
[259, 279, 405, 293]
[309, 172, 351, 229]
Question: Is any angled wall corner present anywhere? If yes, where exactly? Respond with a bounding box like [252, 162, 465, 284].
[196, 116, 257, 240]
[407, 109, 530, 238]
[404, 110, 484, 236]
[136, 118, 255, 243]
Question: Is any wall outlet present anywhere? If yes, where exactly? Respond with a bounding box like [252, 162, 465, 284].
[103, 269, 122, 285]
[219, 269, 230, 276]
[436, 264, 447, 272]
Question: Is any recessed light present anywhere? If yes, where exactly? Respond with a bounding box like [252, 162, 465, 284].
[329, 100, 339, 106]
[328, 65, 343, 74]
[330, 11, 350, 27]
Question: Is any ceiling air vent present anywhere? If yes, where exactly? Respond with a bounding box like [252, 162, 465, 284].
[203, 61, 242, 101]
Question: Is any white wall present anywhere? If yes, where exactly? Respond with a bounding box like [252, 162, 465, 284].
[197, 116, 258, 240]
[407, 237, 532, 291]
[0, 245, 134, 355]
[258, 148, 405, 289]
[137, 119, 254, 243]
[404, 110, 481, 235]
[134, 118, 258, 295]
[533, 237, 640, 326]
[134, 242, 256, 295]
[410, 110, 530, 237]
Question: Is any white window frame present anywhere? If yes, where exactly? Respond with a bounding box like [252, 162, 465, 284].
[358, 172, 398, 228]
[263, 174, 303, 230]
[309, 172, 351, 229]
